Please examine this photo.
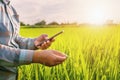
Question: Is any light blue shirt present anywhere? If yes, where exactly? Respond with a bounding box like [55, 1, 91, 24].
[0, 0, 36, 79]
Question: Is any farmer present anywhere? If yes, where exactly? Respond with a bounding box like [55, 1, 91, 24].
[0, 0, 67, 80]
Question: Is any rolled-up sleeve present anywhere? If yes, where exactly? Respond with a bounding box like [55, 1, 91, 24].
[0, 2, 35, 67]
[19, 49, 34, 64]
[0, 44, 34, 67]
[15, 35, 37, 50]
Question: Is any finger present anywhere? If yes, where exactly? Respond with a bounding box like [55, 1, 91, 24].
[46, 43, 51, 47]
[40, 43, 46, 49]
[40, 42, 45, 47]
[41, 34, 48, 40]
[41, 40, 51, 47]
[45, 37, 49, 40]
[51, 39, 55, 42]
[41, 42, 50, 49]
[37, 46, 41, 49]
[53, 50, 67, 57]
[40, 38, 49, 46]
[46, 41, 51, 46]
[46, 40, 50, 44]
[49, 38, 55, 42]
[42, 34, 48, 38]
[55, 55, 67, 62]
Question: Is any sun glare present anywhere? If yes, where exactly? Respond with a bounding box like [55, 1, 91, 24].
[88, 9, 105, 25]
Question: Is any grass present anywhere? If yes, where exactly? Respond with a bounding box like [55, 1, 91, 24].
[18, 25, 120, 80]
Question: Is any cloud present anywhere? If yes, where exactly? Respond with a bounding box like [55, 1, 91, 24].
[11, 0, 69, 24]
[11, 0, 120, 24]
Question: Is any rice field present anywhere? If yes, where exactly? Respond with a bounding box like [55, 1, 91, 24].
[18, 25, 120, 80]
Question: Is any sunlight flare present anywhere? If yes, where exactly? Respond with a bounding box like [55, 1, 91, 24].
[87, 8, 106, 25]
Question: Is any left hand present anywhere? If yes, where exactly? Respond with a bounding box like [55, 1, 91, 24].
[34, 34, 55, 50]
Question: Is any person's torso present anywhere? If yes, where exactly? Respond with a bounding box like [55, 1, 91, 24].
[0, 1, 20, 48]
[0, 1, 20, 79]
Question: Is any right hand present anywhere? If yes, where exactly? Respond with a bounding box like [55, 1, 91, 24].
[32, 50, 67, 67]
[34, 34, 55, 50]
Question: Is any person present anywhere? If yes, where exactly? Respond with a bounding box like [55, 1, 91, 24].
[0, 0, 67, 80]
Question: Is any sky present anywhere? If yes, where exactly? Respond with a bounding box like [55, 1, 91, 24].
[11, 0, 120, 24]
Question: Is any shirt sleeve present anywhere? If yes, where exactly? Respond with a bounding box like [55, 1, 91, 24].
[0, 3, 35, 67]
[15, 35, 37, 50]
[0, 44, 34, 67]
[0, 3, 2, 23]
[9, 4, 37, 50]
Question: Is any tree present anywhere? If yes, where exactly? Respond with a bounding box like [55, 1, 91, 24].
[35, 20, 46, 25]
[26, 24, 30, 26]
[20, 22, 26, 26]
[48, 21, 59, 25]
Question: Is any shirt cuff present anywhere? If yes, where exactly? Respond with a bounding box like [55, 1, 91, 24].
[19, 49, 34, 64]
[28, 38, 38, 50]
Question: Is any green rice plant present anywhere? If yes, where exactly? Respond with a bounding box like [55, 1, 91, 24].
[18, 25, 120, 80]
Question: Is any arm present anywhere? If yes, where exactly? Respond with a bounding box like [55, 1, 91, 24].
[0, 3, 67, 67]
[12, 6, 54, 50]
[0, 44, 34, 67]
[15, 35, 37, 50]
[15, 34, 55, 50]
[0, 44, 67, 67]
[0, 4, 34, 67]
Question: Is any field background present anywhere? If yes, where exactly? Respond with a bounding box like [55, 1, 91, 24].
[18, 25, 120, 80]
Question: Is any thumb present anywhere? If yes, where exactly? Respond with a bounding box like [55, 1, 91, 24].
[40, 34, 48, 40]
[55, 55, 67, 62]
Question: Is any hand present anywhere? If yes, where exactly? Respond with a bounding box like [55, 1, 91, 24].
[32, 50, 67, 67]
[34, 34, 55, 50]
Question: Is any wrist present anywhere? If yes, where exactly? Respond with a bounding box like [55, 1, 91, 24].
[32, 50, 41, 63]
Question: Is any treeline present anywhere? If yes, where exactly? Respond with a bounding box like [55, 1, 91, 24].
[20, 20, 120, 28]
[20, 20, 78, 28]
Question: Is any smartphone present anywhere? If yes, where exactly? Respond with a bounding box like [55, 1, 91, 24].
[37, 30, 64, 46]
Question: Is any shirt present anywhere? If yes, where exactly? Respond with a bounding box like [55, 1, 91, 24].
[0, 0, 36, 79]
